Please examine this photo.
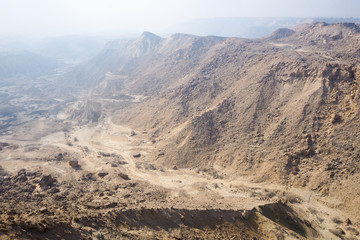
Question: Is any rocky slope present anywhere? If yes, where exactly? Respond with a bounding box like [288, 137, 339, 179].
[2, 22, 360, 239]
[0, 168, 324, 240]
[66, 22, 360, 224]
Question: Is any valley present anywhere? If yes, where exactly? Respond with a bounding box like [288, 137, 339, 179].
[0, 108, 353, 239]
[1, 22, 360, 239]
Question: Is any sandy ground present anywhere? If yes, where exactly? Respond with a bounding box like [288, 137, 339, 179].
[0, 117, 356, 240]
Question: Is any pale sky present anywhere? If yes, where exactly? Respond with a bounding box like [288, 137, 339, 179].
[0, 0, 359, 36]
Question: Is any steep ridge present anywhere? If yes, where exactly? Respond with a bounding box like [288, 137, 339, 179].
[62, 32, 163, 88]
[67, 23, 360, 224]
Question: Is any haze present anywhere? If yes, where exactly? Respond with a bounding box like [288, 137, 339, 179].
[0, 0, 359, 37]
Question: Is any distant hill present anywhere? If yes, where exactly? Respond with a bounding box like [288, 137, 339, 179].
[168, 17, 360, 38]
[0, 35, 132, 63]
[33, 36, 118, 63]
[0, 51, 60, 79]
[62, 32, 165, 87]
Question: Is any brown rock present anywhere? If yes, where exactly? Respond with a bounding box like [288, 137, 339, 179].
[39, 207, 48, 213]
[13, 170, 28, 183]
[68, 160, 79, 169]
[82, 172, 96, 181]
[48, 187, 60, 194]
[241, 210, 252, 220]
[346, 226, 359, 236]
[56, 153, 64, 160]
[118, 172, 130, 180]
[329, 228, 345, 237]
[331, 114, 342, 124]
[0, 142, 9, 147]
[345, 218, 352, 226]
[39, 175, 57, 189]
[98, 172, 109, 178]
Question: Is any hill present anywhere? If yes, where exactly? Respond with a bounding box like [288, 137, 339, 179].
[168, 17, 360, 38]
[0, 51, 59, 79]
[66, 22, 360, 224]
[2, 22, 360, 239]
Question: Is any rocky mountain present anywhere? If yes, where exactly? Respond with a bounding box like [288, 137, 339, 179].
[2, 22, 360, 239]
[62, 32, 164, 87]
[66, 22, 360, 224]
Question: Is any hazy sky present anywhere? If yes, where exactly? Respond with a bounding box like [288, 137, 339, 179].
[0, 0, 359, 36]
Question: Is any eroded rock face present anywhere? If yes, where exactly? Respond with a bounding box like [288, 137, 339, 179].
[67, 100, 102, 125]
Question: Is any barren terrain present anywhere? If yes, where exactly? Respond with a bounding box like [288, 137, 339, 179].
[1, 113, 357, 239]
[1, 22, 360, 239]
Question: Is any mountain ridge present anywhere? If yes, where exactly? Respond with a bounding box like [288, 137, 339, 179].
[168, 17, 360, 38]
[1, 22, 360, 239]
[64, 22, 360, 223]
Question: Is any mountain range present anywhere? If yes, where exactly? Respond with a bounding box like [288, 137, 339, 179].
[1, 21, 360, 239]
[66, 22, 360, 224]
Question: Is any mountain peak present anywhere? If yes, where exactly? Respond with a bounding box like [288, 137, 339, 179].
[266, 28, 295, 40]
[140, 31, 161, 40]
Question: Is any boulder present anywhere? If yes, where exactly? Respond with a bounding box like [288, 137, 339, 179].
[13, 169, 27, 182]
[39, 175, 57, 189]
[118, 172, 130, 180]
[331, 114, 342, 124]
[56, 153, 64, 161]
[82, 172, 97, 181]
[329, 228, 345, 237]
[68, 160, 79, 169]
[345, 218, 352, 226]
[98, 172, 109, 178]
[0, 142, 9, 147]
[48, 187, 60, 194]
